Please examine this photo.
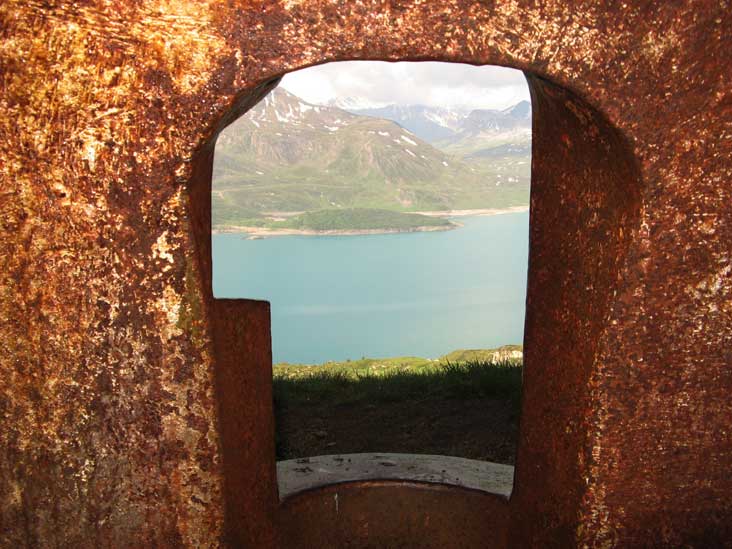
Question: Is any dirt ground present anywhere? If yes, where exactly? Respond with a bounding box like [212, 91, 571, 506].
[275, 396, 520, 464]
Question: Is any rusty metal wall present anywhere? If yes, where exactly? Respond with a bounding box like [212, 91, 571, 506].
[2, 1, 731, 547]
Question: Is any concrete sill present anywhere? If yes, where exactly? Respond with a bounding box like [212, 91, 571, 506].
[277, 453, 514, 501]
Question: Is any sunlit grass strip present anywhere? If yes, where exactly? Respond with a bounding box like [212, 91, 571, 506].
[273, 360, 523, 408]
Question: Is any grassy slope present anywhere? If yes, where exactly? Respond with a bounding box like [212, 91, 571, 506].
[273, 353, 524, 463]
[441, 345, 523, 363]
[273, 359, 523, 408]
[436, 129, 532, 157]
[212, 114, 531, 228]
[273, 345, 523, 378]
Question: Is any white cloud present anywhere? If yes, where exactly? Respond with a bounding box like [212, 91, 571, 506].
[280, 61, 529, 110]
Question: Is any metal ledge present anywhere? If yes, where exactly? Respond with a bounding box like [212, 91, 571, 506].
[277, 453, 514, 501]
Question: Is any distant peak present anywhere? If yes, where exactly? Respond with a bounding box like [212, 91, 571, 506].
[326, 96, 391, 110]
[502, 100, 531, 119]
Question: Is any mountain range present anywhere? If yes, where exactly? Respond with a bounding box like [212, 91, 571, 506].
[348, 100, 531, 156]
[212, 88, 530, 228]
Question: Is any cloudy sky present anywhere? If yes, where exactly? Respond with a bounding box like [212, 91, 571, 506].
[280, 61, 529, 111]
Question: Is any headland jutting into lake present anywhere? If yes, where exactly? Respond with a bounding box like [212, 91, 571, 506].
[213, 205, 529, 238]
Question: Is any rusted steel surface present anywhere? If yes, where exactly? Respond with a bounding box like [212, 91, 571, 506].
[511, 74, 645, 547]
[1, 1, 731, 547]
[277, 481, 510, 549]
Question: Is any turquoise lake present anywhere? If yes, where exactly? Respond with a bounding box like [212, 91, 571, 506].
[212, 212, 529, 364]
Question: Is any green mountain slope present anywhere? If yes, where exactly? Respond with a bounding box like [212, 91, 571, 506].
[212, 88, 530, 228]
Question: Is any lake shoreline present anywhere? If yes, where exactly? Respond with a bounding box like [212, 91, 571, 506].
[213, 223, 458, 238]
[412, 205, 529, 218]
[212, 205, 528, 237]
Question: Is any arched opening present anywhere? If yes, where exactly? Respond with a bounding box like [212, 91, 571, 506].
[187, 61, 642, 548]
[211, 62, 530, 477]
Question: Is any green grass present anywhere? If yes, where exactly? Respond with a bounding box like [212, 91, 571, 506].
[273, 359, 523, 409]
[441, 346, 523, 363]
[273, 346, 524, 407]
[274, 355, 435, 380]
[273, 348, 524, 462]
[270, 208, 453, 231]
[274, 345, 522, 375]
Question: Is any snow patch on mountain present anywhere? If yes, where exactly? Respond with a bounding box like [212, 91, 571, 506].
[326, 96, 390, 110]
